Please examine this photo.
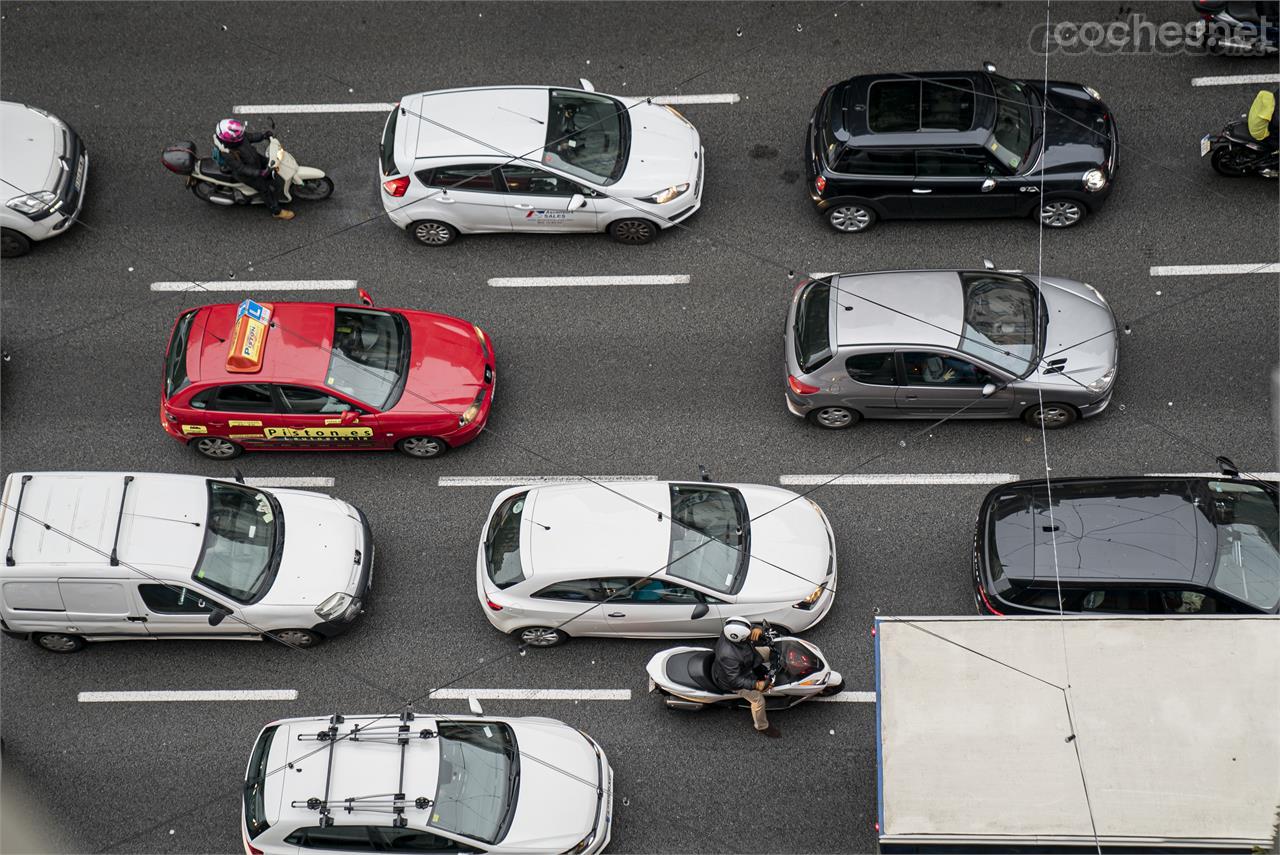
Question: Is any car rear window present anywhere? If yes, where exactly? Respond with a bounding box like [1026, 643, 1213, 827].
[794, 280, 833, 373]
[868, 78, 974, 133]
[380, 105, 399, 176]
[164, 309, 198, 399]
[485, 492, 528, 589]
[666, 484, 749, 594]
[834, 148, 914, 176]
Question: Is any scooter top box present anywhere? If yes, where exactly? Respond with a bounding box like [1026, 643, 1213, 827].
[161, 141, 196, 175]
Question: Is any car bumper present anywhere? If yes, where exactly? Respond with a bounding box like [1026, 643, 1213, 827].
[785, 392, 811, 418]
[311, 507, 374, 638]
[579, 733, 614, 855]
[14, 144, 89, 242]
[662, 147, 705, 227]
[1079, 388, 1113, 419]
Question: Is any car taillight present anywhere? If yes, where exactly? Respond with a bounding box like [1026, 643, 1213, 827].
[977, 584, 1004, 616]
[814, 175, 826, 194]
[788, 375, 820, 395]
[383, 176, 410, 197]
[486, 598, 503, 611]
[243, 830, 264, 855]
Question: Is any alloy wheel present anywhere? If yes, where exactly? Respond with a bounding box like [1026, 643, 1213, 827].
[1034, 405, 1072, 427]
[1040, 200, 1082, 228]
[414, 222, 454, 246]
[828, 205, 871, 232]
[519, 627, 564, 647]
[274, 629, 319, 648]
[400, 436, 445, 458]
[195, 437, 239, 459]
[813, 407, 854, 428]
[612, 220, 654, 244]
[37, 634, 81, 652]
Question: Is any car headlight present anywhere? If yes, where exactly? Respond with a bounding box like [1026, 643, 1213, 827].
[661, 104, 693, 128]
[1086, 367, 1116, 393]
[459, 388, 487, 427]
[565, 830, 597, 855]
[1083, 86, 1102, 101]
[1082, 168, 1107, 192]
[6, 190, 57, 215]
[640, 183, 689, 205]
[315, 592, 353, 620]
[473, 324, 489, 357]
[1082, 282, 1108, 305]
[793, 583, 827, 610]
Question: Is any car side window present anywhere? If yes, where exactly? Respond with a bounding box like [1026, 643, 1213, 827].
[1152, 589, 1224, 614]
[499, 164, 581, 196]
[372, 827, 479, 853]
[1008, 587, 1084, 611]
[285, 825, 376, 850]
[614, 577, 702, 604]
[532, 579, 606, 602]
[846, 352, 896, 385]
[418, 165, 499, 192]
[278, 385, 356, 415]
[902, 352, 995, 387]
[138, 584, 213, 614]
[1080, 589, 1152, 613]
[915, 148, 991, 178]
[834, 148, 914, 176]
[192, 383, 278, 413]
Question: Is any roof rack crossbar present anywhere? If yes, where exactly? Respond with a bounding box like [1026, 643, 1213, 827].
[5, 475, 33, 567]
[317, 714, 344, 827]
[109, 475, 135, 566]
[394, 711, 412, 827]
[294, 795, 432, 815]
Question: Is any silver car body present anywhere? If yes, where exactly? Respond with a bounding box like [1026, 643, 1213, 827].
[0, 100, 89, 246]
[476, 481, 837, 642]
[783, 269, 1118, 427]
[381, 86, 704, 236]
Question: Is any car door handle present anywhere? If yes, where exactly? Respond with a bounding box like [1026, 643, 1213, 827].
[436, 195, 455, 203]
[127, 616, 148, 622]
[903, 395, 919, 400]
[607, 612, 626, 618]
[912, 188, 932, 194]
[513, 204, 536, 210]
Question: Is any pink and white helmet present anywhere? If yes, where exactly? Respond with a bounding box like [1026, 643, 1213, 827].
[215, 118, 246, 143]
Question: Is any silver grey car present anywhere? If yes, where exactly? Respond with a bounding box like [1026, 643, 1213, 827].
[784, 268, 1118, 429]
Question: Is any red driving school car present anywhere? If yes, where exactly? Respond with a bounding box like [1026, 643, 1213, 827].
[161, 297, 494, 459]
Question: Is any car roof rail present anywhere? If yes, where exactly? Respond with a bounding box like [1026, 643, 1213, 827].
[4, 474, 33, 566]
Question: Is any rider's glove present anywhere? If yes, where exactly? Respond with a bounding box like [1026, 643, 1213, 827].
[258, 168, 270, 178]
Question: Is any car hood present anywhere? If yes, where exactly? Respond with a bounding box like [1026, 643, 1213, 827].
[611, 99, 700, 196]
[500, 720, 601, 851]
[1031, 275, 1117, 389]
[392, 310, 487, 414]
[1027, 82, 1112, 173]
[736, 484, 832, 600]
[0, 102, 59, 191]
[260, 490, 360, 606]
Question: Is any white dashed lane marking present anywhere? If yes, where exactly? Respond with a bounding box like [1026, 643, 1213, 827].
[150, 280, 358, 292]
[243, 477, 336, 488]
[79, 690, 297, 703]
[438, 475, 658, 487]
[780, 474, 1020, 486]
[431, 688, 632, 701]
[1149, 263, 1280, 276]
[814, 691, 876, 703]
[487, 275, 690, 288]
[1191, 73, 1280, 87]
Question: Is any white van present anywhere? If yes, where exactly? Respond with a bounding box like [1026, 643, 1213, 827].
[0, 472, 372, 652]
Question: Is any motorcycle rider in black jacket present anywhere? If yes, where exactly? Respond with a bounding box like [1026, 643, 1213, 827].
[712, 617, 781, 738]
[213, 118, 294, 220]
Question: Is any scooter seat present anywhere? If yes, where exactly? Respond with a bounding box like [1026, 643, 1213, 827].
[197, 157, 231, 177]
[665, 650, 722, 693]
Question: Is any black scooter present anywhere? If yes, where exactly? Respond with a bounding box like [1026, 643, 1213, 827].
[1201, 114, 1279, 177]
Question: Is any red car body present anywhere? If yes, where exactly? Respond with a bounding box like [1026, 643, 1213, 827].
[160, 299, 494, 458]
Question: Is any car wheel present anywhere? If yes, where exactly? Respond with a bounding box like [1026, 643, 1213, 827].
[396, 436, 448, 458]
[518, 627, 568, 647]
[807, 406, 860, 430]
[1039, 199, 1086, 228]
[411, 220, 458, 247]
[192, 436, 243, 460]
[609, 218, 657, 244]
[1211, 147, 1253, 177]
[34, 633, 85, 653]
[1022, 403, 1079, 429]
[271, 629, 323, 648]
[826, 203, 876, 233]
[1, 229, 31, 258]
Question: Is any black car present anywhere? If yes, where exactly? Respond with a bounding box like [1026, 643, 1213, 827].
[805, 67, 1118, 233]
[973, 471, 1279, 616]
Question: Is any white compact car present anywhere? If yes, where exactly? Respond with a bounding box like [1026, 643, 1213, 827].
[242, 709, 613, 855]
[1, 100, 89, 257]
[379, 83, 704, 246]
[0, 472, 372, 652]
[476, 480, 837, 646]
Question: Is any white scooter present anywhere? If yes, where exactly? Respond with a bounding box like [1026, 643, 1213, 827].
[646, 622, 844, 712]
[162, 136, 334, 206]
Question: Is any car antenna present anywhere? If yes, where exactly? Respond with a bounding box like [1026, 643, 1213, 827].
[527, 518, 551, 532]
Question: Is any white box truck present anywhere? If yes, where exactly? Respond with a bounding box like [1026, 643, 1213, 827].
[874, 615, 1280, 853]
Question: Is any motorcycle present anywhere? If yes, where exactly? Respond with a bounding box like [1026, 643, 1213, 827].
[1201, 114, 1279, 177]
[1191, 0, 1279, 55]
[645, 621, 845, 713]
[161, 135, 334, 206]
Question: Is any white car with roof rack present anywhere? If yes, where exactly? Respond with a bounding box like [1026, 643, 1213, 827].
[242, 709, 613, 855]
[379, 82, 704, 246]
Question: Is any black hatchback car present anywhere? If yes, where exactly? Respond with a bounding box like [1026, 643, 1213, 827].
[805, 67, 1118, 233]
[973, 471, 1279, 616]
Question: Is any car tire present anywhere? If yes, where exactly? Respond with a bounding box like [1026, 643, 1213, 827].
[1038, 199, 1087, 228]
[271, 629, 323, 648]
[1022, 403, 1079, 429]
[1, 229, 32, 258]
[1210, 147, 1254, 177]
[410, 220, 458, 247]
[807, 406, 860, 430]
[34, 632, 85, 653]
[192, 436, 244, 460]
[826, 203, 877, 233]
[608, 218, 657, 245]
[517, 627, 568, 647]
[396, 436, 449, 458]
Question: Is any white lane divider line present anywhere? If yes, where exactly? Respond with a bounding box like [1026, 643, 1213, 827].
[647, 93, 741, 105]
[1146, 471, 1280, 480]
[243, 477, 336, 488]
[488, 275, 690, 288]
[813, 691, 876, 703]
[150, 280, 358, 292]
[439, 475, 658, 487]
[1191, 73, 1280, 87]
[431, 688, 632, 701]
[79, 690, 297, 703]
[234, 103, 395, 113]
[1149, 263, 1280, 276]
[780, 473, 1020, 486]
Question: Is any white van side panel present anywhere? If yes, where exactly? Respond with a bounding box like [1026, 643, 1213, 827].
[58, 580, 131, 616]
[1, 580, 65, 610]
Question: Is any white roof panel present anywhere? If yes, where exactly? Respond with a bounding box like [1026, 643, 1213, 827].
[402, 87, 551, 162]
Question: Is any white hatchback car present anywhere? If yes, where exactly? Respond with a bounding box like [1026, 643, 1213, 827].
[243, 710, 613, 855]
[476, 481, 837, 646]
[379, 84, 704, 246]
[0, 100, 89, 258]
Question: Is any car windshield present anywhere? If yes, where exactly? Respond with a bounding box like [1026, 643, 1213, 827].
[666, 484, 749, 594]
[794, 280, 833, 373]
[986, 76, 1035, 171]
[194, 481, 282, 604]
[1206, 480, 1280, 611]
[485, 492, 528, 589]
[542, 90, 629, 185]
[431, 722, 519, 845]
[958, 273, 1042, 376]
[325, 307, 410, 410]
[164, 309, 198, 399]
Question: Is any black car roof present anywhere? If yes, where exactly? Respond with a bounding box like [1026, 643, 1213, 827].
[831, 71, 998, 148]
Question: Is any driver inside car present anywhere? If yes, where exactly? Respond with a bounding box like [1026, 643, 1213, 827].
[712, 617, 780, 738]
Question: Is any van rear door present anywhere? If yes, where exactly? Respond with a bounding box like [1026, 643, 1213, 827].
[57, 579, 149, 640]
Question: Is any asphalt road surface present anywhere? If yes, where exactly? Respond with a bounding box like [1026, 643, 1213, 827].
[2, 2, 1277, 853]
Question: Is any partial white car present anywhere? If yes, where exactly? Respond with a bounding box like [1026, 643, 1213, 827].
[476, 480, 837, 646]
[379, 83, 704, 246]
[242, 710, 613, 855]
[0, 100, 88, 258]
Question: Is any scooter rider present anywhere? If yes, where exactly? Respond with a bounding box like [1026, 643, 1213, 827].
[712, 616, 781, 738]
[213, 118, 295, 220]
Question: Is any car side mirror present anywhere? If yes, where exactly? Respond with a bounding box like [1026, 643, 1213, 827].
[340, 410, 359, 426]
[691, 602, 709, 620]
[981, 383, 998, 397]
[567, 193, 587, 211]
[982, 61, 997, 73]
[208, 608, 229, 627]
[982, 258, 995, 270]
[232, 467, 246, 484]
[980, 178, 996, 193]
[468, 697, 485, 716]
[578, 78, 595, 92]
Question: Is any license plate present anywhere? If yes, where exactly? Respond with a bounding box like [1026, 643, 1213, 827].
[74, 156, 85, 190]
[1200, 135, 1213, 157]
